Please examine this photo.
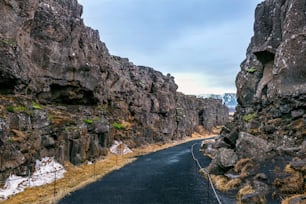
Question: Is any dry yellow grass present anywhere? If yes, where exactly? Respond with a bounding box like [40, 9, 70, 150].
[284, 164, 298, 174]
[273, 164, 304, 194]
[0, 132, 213, 204]
[10, 129, 27, 142]
[48, 110, 75, 126]
[1, 154, 135, 204]
[237, 185, 255, 203]
[234, 158, 255, 178]
[281, 192, 306, 204]
[120, 120, 133, 130]
[210, 175, 241, 192]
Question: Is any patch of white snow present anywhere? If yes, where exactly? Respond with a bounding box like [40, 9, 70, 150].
[0, 157, 65, 200]
[110, 140, 133, 155]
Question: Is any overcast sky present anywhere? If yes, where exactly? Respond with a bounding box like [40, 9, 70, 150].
[78, 0, 262, 95]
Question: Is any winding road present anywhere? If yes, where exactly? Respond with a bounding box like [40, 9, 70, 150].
[59, 140, 235, 204]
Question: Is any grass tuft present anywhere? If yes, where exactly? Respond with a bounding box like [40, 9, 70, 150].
[273, 164, 304, 194]
[246, 67, 257, 73]
[83, 119, 93, 125]
[210, 175, 241, 192]
[112, 122, 126, 130]
[32, 102, 42, 110]
[281, 192, 306, 204]
[234, 158, 255, 178]
[243, 112, 257, 122]
[237, 185, 255, 203]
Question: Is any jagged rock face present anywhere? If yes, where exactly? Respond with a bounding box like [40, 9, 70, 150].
[236, 0, 306, 104]
[235, 0, 305, 155]
[0, 0, 229, 180]
[206, 0, 305, 201]
[0, 0, 107, 102]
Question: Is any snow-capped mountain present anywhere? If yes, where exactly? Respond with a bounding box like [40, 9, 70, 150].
[198, 93, 237, 113]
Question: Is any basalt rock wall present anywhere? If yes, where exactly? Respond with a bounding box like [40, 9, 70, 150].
[206, 0, 306, 202]
[0, 0, 228, 181]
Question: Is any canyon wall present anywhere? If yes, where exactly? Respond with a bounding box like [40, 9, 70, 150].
[205, 0, 306, 202]
[0, 0, 228, 180]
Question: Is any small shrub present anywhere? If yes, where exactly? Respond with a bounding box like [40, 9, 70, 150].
[234, 158, 256, 178]
[32, 102, 42, 110]
[83, 119, 93, 124]
[112, 122, 126, 130]
[246, 67, 257, 73]
[210, 175, 242, 192]
[0, 38, 17, 48]
[6, 105, 30, 114]
[237, 185, 255, 203]
[48, 114, 54, 122]
[6, 106, 15, 113]
[14, 106, 27, 112]
[243, 113, 257, 122]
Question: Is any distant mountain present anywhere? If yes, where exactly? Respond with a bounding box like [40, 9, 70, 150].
[222, 93, 237, 109]
[198, 93, 237, 113]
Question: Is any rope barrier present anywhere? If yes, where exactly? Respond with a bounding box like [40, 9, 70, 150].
[191, 143, 222, 204]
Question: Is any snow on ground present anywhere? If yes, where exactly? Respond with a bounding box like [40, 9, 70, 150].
[0, 157, 65, 200]
[110, 140, 133, 155]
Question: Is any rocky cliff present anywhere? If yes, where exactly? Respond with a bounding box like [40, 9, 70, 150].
[205, 0, 306, 203]
[0, 0, 228, 181]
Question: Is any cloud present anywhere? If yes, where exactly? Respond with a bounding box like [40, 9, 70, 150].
[135, 21, 252, 94]
[78, 0, 262, 94]
[174, 72, 236, 95]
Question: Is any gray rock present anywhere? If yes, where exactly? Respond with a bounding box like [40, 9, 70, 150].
[41, 135, 55, 147]
[208, 0, 306, 199]
[0, 0, 229, 179]
[254, 173, 268, 181]
[223, 127, 239, 147]
[290, 158, 306, 173]
[236, 132, 275, 161]
[217, 148, 238, 168]
[253, 180, 269, 195]
[32, 110, 49, 129]
[291, 110, 304, 119]
[241, 192, 265, 204]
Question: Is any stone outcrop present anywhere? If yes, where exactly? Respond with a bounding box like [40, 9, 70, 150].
[0, 0, 228, 181]
[204, 0, 306, 202]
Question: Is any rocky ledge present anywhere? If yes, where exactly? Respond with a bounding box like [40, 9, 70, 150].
[204, 0, 306, 203]
[0, 0, 229, 181]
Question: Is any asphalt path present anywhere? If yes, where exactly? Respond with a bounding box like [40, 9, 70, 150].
[59, 140, 235, 204]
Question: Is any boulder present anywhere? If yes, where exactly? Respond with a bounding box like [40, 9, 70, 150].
[236, 132, 275, 161]
[216, 148, 238, 168]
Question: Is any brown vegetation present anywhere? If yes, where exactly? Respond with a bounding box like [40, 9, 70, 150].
[234, 158, 256, 178]
[281, 192, 306, 204]
[210, 175, 241, 192]
[1, 132, 213, 204]
[273, 164, 304, 194]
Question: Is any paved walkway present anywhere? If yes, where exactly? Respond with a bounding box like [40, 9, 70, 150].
[59, 140, 234, 204]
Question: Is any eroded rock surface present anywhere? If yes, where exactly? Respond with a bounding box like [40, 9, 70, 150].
[0, 0, 228, 181]
[205, 0, 306, 202]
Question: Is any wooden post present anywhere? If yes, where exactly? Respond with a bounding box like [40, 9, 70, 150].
[54, 170, 57, 198]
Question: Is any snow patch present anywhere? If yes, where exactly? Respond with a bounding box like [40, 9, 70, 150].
[0, 157, 65, 200]
[110, 140, 132, 155]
